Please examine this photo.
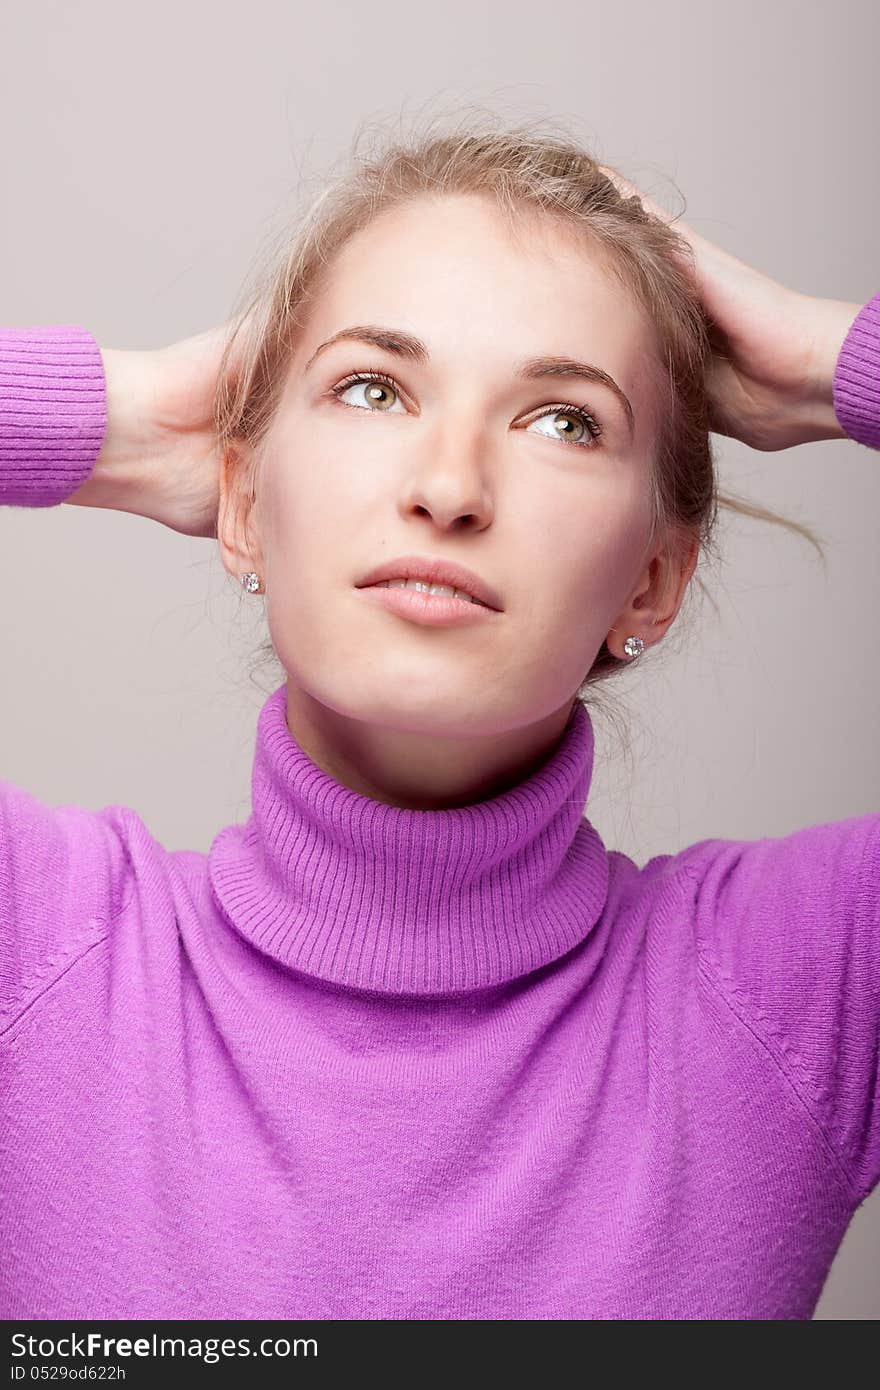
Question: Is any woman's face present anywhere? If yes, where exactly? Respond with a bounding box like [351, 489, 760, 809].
[220, 192, 692, 808]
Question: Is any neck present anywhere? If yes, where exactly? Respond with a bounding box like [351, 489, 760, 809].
[283, 682, 580, 811]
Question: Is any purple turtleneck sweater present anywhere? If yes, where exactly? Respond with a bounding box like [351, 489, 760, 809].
[1, 299, 879, 1322]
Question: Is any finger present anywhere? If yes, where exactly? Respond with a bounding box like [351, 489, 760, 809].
[598, 163, 708, 253]
[596, 163, 764, 325]
[598, 163, 708, 295]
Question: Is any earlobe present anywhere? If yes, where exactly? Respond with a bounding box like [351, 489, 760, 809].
[607, 625, 650, 661]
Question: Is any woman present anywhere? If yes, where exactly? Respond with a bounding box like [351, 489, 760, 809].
[1, 119, 877, 1321]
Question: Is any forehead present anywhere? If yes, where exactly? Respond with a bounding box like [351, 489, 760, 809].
[306, 193, 653, 365]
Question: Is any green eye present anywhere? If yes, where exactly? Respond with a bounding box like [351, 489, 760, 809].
[331, 371, 404, 412]
[527, 406, 603, 448]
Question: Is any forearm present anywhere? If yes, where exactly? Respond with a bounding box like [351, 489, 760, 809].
[65, 336, 221, 539]
[802, 296, 865, 442]
[64, 346, 164, 520]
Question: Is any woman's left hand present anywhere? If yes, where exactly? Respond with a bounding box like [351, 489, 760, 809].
[599, 165, 860, 451]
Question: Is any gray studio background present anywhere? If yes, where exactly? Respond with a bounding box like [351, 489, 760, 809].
[1, 0, 878, 1319]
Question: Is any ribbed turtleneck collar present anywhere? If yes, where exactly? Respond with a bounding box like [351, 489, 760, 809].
[207, 684, 609, 997]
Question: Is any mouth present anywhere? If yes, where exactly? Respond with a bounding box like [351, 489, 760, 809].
[356, 579, 500, 627]
[354, 555, 504, 612]
[367, 578, 490, 607]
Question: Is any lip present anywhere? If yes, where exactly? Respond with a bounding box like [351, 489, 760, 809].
[354, 554, 504, 611]
[358, 582, 499, 626]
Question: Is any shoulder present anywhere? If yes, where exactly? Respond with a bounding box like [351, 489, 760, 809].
[0, 782, 202, 1033]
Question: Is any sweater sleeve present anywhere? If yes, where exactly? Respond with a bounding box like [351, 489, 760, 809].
[676, 812, 880, 1209]
[832, 290, 880, 449]
[0, 325, 106, 504]
[0, 326, 131, 1036]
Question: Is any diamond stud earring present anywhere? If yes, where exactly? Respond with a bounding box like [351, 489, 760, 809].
[241, 572, 263, 594]
[623, 636, 645, 659]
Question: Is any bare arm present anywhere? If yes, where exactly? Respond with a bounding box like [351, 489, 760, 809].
[65, 325, 240, 538]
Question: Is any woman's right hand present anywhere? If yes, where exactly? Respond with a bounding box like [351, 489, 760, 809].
[65, 322, 247, 539]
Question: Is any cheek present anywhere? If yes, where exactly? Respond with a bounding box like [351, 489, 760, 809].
[530, 480, 652, 614]
[266, 416, 406, 549]
[260, 444, 345, 556]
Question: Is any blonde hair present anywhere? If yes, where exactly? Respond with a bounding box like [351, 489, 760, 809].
[213, 108, 826, 706]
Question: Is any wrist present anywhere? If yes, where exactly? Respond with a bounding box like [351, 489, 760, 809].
[65, 346, 161, 517]
[800, 294, 864, 442]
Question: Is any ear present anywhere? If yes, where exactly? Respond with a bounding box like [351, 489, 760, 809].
[216, 439, 264, 587]
[607, 532, 700, 659]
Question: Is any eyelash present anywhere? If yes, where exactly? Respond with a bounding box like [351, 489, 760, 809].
[328, 368, 604, 447]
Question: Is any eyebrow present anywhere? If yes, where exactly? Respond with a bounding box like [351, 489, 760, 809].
[304, 324, 635, 439]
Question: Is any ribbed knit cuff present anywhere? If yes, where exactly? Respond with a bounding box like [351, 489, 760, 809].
[0, 325, 107, 506]
[832, 292, 880, 450]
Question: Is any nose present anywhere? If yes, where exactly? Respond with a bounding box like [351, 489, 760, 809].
[400, 409, 495, 531]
